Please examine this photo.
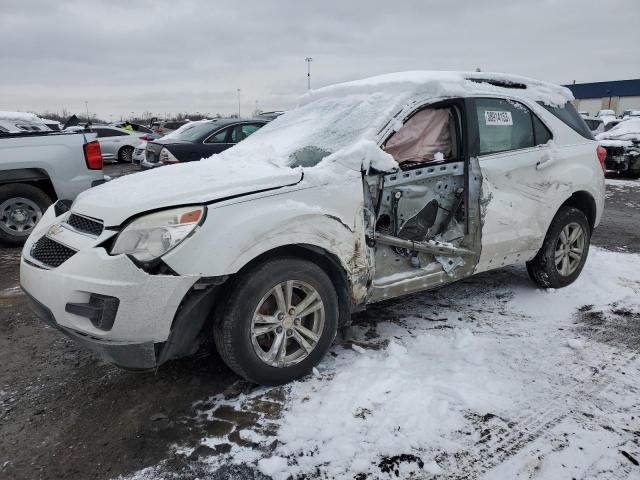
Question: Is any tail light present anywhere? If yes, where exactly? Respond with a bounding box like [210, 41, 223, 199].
[596, 145, 607, 173]
[139, 135, 152, 141]
[160, 147, 179, 164]
[84, 140, 103, 170]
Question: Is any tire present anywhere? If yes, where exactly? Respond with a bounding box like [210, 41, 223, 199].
[0, 183, 52, 246]
[624, 170, 640, 179]
[214, 258, 339, 386]
[526, 207, 590, 289]
[118, 146, 134, 163]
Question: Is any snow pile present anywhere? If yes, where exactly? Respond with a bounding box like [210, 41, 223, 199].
[270, 328, 514, 479]
[324, 138, 398, 172]
[123, 247, 640, 479]
[596, 118, 640, 141]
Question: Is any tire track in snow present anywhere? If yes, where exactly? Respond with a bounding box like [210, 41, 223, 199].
[446, 352, 639, 479]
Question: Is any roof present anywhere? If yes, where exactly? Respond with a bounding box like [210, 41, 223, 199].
[302, 71, 573, 107]
[563, 79, 640, 99]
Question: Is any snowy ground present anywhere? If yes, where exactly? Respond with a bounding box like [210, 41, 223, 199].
[1, 171, 638, 480]
[123, 246, 640, 480]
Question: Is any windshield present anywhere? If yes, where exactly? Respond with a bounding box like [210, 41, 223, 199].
[219, 91, 410, 168]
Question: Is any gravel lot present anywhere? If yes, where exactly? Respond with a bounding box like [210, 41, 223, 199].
[0, 164, 639, 480]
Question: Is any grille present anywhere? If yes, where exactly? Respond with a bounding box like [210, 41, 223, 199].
[30, 236, 77, 268]
[67, 213, 104, 236]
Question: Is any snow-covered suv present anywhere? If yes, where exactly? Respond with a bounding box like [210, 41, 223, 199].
[20, 71, 605, 386]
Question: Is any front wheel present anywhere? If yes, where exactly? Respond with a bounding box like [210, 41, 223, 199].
[526, 207, 590, 288]
[214, 258, 339, 386]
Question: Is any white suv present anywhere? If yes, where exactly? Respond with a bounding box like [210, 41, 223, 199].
[20, 71, 605, 385]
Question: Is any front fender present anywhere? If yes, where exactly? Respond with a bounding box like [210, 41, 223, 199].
[162, 175, 369, 287]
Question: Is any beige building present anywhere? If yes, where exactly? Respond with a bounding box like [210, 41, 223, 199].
[564, 79, 640, 116]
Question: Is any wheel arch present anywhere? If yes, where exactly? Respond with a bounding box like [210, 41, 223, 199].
[559, 190, 596, 232]
[227, 244, 354, 327]
[0, 168, 57, 201]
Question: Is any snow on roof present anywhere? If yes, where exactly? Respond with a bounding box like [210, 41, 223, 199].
[300, 71, 573, 108]
[596, 118, 640, 141]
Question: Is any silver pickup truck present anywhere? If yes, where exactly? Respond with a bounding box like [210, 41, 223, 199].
[0, 131, 105, 245]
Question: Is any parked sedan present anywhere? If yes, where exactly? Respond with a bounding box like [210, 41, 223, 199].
[91, 126, 152, 163]
[142, 118, 268, 169]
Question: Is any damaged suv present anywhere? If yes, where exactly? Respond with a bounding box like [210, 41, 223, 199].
[21, 71, 605, 385]
[596, 118, 640, 178]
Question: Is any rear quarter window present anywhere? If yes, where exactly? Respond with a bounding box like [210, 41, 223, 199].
[540, 102, 594, 140]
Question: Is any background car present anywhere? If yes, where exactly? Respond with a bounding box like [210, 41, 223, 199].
[132, 141, 147, 165]
[597, 118, 640, 178]
[596, 109, 618, 125]
[112, 121, 160, 138]
[0, 111, 52, 133]
[152, 120, 189, 136]
[604, 118, 622, 131]
[583, 117, 605, 135]
[622, 110, 640, 120]
[90, 125, 150, 163]
[142, 118, 268, 169]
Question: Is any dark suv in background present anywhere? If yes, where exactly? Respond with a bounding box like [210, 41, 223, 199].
[141, 118, 268, 169]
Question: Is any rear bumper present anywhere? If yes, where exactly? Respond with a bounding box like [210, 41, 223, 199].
[24, 287, 158, 369]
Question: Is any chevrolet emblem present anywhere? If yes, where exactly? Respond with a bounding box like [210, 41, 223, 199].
[47, 224, 63, 236]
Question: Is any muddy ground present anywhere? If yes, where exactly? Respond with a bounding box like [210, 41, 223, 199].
[0, 165, 638, 480]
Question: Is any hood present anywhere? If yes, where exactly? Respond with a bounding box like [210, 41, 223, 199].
[72, 157, 303, 226]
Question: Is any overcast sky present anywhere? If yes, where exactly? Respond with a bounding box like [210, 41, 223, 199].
[1, 0, 638, 120]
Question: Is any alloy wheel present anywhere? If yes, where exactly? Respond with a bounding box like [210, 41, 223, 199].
[250, 280, 325, 368]
[554, 222, 585, 276]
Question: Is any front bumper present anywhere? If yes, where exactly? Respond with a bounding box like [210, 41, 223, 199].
[20, 206, 200, 367]
[24, 289, 158, 369]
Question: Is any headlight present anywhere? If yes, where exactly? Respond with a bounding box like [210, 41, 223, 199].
[160, 147, 179, 164]
[111, 206, 205, 262]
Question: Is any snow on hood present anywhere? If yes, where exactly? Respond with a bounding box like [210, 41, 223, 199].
[596, 118, 640, 142]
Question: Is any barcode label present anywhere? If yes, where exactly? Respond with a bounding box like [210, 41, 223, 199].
[485, 110, 513, 126]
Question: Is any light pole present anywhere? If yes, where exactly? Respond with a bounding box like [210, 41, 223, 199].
[237, 88, 241, 118]
[84, 101, 89, 123]
[305, 57, 313, 91]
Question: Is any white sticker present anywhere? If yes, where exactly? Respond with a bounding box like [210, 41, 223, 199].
[484, 110, 513, 126]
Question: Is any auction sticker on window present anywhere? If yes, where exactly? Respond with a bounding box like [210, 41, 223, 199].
[484, 110, 513, 126]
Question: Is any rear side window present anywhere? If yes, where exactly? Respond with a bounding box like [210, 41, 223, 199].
[475, 99, 537, 155]
[532, 115, 552, 145]
[540, 102, 593, 139]
[205, 127, 231, 143]
[230, 123, 263, 143]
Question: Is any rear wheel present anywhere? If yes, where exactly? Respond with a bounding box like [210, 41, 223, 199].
[0, 183, 52, 246]
[118, 146, 134, 163]
[526, 207, 590, 288]
[214, 258, 339, 386]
